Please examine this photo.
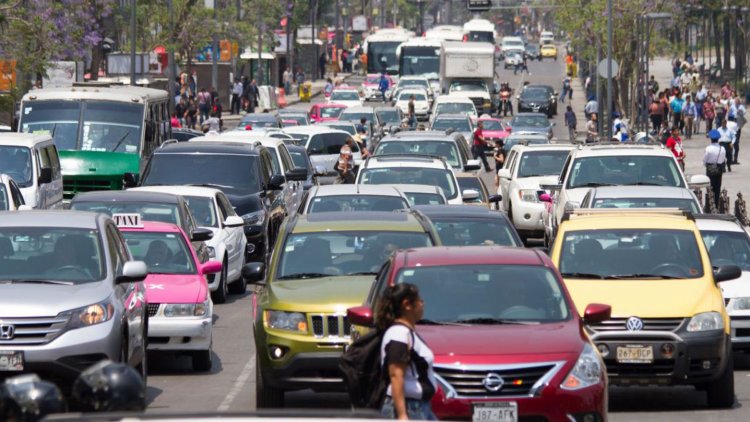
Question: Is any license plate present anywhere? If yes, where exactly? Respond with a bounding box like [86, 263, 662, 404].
[0, 350, 23, 371]
[472, 402, 518, 422]
[616, 345, 653, 364]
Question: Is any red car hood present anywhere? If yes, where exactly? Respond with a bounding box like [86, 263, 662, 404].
[418, 322, 583, 365]
[144, 273, 208, 304]
[482, 129, 509, 139]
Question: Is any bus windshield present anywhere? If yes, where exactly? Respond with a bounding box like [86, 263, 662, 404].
[399, 47, 440, 77]
[368, 41, 402, 74]
[21, 100, 145, 155]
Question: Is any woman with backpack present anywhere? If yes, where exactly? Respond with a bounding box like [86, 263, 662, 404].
[376, 283, 437, 420]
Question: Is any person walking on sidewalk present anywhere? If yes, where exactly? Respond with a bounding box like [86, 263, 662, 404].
[231, 79, 243, 115]
[732, 97, 746, 164]
[586, 113, 598, 143]
[666, 126, 685, 171]
[703, 95, 716, 133]
[717, 119, 735, 172]
[704, 129, 727, 206]
[649, 98, 663, 134]
[683, 95, 697, 139]
[197, 87, 211, 124]
[472, 121, 491, 172]
[564, 105, 577, 142]
[319, 53, 327, 79]
[282, 66, 292, 96]
[559, 74, 572, 103]
[669, 92, 685, 132]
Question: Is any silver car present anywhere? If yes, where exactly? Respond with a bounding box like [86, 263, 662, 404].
[0, 211, 148, 390]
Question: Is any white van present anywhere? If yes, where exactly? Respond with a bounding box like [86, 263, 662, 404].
[540, 31, 555, 44]
[501, 36, 525, 57]
[0, 133, 63, 209]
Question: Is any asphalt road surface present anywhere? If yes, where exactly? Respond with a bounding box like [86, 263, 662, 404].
[145, 57, 750, 421]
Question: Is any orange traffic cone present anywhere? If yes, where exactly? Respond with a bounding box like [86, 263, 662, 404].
[277, 87, 288, 109]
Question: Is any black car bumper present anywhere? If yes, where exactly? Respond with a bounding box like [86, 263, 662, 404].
[517, 103, 554, 116]
[260, 351, 345, 392]
[243, 226, 266, 261]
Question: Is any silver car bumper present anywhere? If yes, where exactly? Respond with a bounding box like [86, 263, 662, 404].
[148, 316, 212, 351]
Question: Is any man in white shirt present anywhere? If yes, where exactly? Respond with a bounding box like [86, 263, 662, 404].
[230, 79, 243, 115]
[584, 96, 598, 120]
[732, 97, 746, 164]
[703, 129, 726, 206]
[717, 119, 736, 172]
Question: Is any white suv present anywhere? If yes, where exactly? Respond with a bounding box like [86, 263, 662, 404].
[497, 143, 574, 242]
[539, 143, 711, 245]
[355, 155, 466, 205]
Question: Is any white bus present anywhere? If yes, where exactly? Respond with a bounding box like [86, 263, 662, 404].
[364, 29, 414, 75]
[396, 38, 442, 84]
[424, 25, 464, 42]
[463, 18, 497, 44]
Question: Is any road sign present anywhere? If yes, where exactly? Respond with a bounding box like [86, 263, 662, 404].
[598, 58, 619, 79]
[467, 0, 491, 12]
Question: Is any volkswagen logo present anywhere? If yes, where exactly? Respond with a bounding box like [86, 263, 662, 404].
[0, 324, 15, 340]
[626, 317, 644, 332]
[482, 373, 505, 392]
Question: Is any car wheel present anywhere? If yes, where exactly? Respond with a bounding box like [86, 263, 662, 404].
[138, 315, 149, 386]
[706, 349, 735, 408]
[256, 358, 284, 407]
[192, 348, 213, 372]
[211, 257, 229, 304]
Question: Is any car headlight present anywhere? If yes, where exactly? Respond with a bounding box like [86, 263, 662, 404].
[241, 210, 266, 225]
[65, 299, 115, 329]
[264, 310, 308, 332]
[561, 343, 604, 390]
[164, 303, 195, 317]
[687, 311, 724, 332]
[207, 246, 216, 259]
[727, 297, 750, 311]
[519, 189, 540, 203]
[194, 297, 210, 317]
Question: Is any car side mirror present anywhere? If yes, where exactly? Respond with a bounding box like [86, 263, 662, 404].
[224, 215, 245, 227]
[192, 227, 214, 242]
[462, 189, 480, 201]
[497, 169, 511, 179]
[714, 265, 742, 283]
[314, 165, 328, 176]
[201, 260, 223, 275]
[123, 172, 138, 188]
[241, 262, 265, 283]
[583, 303, 612, 324]
[465, 159, 481, 171]
[347, 305, 374, 327]
[267, 174, 286, 190]
[688, 174, 711, 189]
[285, 167, 308, 182]
[563, 201, 580, 212]
[116, 261, 148, 284]
[539, 177, 562, 191]
[38, 167, 52, 185]
[539, 193, 552, 203]
[17, 204, 33, 211]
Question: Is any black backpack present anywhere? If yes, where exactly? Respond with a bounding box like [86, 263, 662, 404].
[339, 329, 387, 409]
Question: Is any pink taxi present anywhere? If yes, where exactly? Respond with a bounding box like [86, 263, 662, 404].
[309, 103, 347, 123]
[473, 116, 511, 144]
[116, 217, 222, 372]
[361, 73, 394, 100]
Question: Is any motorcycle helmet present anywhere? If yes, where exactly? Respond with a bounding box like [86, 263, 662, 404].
[0, 374, 66, 421]
[71, 360, 145, 412]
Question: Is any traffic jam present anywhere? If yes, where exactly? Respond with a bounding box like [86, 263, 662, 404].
[0, 13, 748, 422]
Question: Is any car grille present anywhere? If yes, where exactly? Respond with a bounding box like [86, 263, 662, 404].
[147, 303, 161, 317]
[606, 359, 675, 379]
[63, 178, 118, 199]
[434, 363, 558, 397]
[587, 318, 685, 333]
[310, 315, 350, 337]
[0, 315, 70, 345]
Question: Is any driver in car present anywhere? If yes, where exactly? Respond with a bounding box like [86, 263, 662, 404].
[145, 240, 171, 268]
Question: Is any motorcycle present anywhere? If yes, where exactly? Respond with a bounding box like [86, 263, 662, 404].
[499, 90, 513, 117]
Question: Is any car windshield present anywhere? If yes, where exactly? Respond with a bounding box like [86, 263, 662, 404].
[396, 265, 569, 323]
[278, 231, 433, 278]
[702, 230, 750, 271]
[71, 201, 183, 228]
[511, 116, 550, 127]
[340, 112, 374, 124]
[450, 81, 487, 93]
[122, 231, 196, 275]
[21, 100, 144, 154]
[436, 103, 475, 116]
[567, 156, 684, 188]
[141, 153, 261, 192]
[479, 120, 503, 131]
[592, 197, 700, 213]
[331, 91, 360, 101]
[559, 229, 704, 279]
[289, 151, 309, 169]
[0, 227, 105, 283]
[184, 196, 218, 228]
[521, 88, 550, 100]
[431, 118, 471, 132]
[468, 31, 494, 43]
[404, 192, 445, 205]
[517, 150, 570, 178]
[433, 218, 520, 246]
[374, 141, 460, 167]
[286, 115, 307, 125]
[360, 167, 458, 199]
[0, 146, 33, 186]
[308, 195, 408, 213]
[287, 133, 310, 143]
[319, 107, 344, 118]
[399, 92, 427, 101]
[307, 133, 359, 155]
[503, 41, 524, 49]
[457, 177, 487, 203]
[377, 109, 401, 125]
[0, 185, 8, 210]
[241, 117, 277, 128]
[400, 79, 429, 89]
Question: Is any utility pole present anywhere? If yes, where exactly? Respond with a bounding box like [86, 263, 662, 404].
[167, 0, 176, 112]
[130, 0, 136, 85]
[311, 0, 318, 82]
[211, 0, 219, 92]
[606, 0, 613, 141]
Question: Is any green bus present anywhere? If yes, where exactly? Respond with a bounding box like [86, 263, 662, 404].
[19, 84, 171, 200]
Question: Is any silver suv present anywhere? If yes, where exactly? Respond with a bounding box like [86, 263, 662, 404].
[0, 210, 148, 390]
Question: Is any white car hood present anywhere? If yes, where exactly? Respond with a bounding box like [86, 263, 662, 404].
[515, 176, 556, 190]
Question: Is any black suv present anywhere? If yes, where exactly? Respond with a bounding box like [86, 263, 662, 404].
[517, 84, 558, 117]
[138, 141, 307, 263]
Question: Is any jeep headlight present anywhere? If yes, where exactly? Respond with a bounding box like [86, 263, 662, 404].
[207, 246, 216, 259]
[241, 210, 266, 225]
[728, 297, 750, 311]
[519, 189, 540, 203]
[164, 304, 195, 317]
[561, 343, 604, 390]
[687, 311, 724, 332]
[65, 299, 115, 329]
[264, 310, 308, 332]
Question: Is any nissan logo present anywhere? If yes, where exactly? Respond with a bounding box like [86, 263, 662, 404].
[626, 317, 644, 332]
[0, 324, 15, 340]
[482, 373, 505, 392]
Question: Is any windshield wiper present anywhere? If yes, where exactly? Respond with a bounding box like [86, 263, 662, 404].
[188, 183, 233, 189]
[417, 319, 469, 326]
[604, 273, 682, 279]
[452, 317, 539, 325]
[573, 182, 616, 188]
[625, 182, 664, 186]
[2, 279, 74, 286]
[277, 272, 332, 280]
[347, 271, 378, 276]
[560, 272, 605, 279]
[110, 132, 131, 152]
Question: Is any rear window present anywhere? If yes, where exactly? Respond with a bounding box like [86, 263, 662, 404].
[142, 153, 261, 193]
[307, 133, 359, 155]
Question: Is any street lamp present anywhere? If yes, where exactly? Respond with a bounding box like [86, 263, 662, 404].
[416, 0, 425, 35]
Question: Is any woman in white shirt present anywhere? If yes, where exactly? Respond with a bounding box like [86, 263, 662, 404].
[376, 283, 437, 420]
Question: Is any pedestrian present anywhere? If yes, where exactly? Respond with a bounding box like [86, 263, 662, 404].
[703, 96, 716, 132]
[704, 129, 727, 207]
[335, 137, 356, 184]
[733, 97, 746, 164]
[407, 95, 416, 129]
[376, 283, 437, 421]
[244, 79, 259, 113]
[319, 52, 327, 79]
[378, 72, 389, 102]
[586, 113, 598, 143]
[669, 91, 685, 132]
[665, 126, 685, 171]
[324, 78, 334, 98]
[360, 51, 368, 76]
[170, 112, 181, 129]
[717, 119, 735, 172]
[471, 120, 490, 172]
[584, 96, 598, 121]
[185, 96, 198, 129]
[559, 74, 572, 103]
[295, 68, 305, 96]
[649, 98, 663, 134]
[648, 75, 659, 94]
[175, 96, 186, 126]
[356, 117, 368, 147]
[197, 87, 211, 124]
[683, 95, 697, 139]
[282, 66, 292, 95]
[201, 110, 222, 134]
[231, 78, 243, 115]
[564, 105, 577, 142]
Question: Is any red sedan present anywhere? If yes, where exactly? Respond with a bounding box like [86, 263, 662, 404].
[349, 246, 609, 422]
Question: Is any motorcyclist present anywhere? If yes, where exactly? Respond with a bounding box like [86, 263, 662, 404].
[71, 360, 146, 412]
[0, 374, 66, 421]
[499, 83, 513, 117]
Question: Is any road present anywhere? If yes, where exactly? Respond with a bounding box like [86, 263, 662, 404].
[145, 54, 750, 421]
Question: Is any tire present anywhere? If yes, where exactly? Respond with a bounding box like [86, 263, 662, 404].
[211, 257, 229, 304]
[138, 316, 149, 386]
[192, 349, 213, 372]
[256, 358, 284, 408]
[706, 349, 735, 408]
[228, 271, 247, 294]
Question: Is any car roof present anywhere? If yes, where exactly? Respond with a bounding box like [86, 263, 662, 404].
[0, 133, 53, 147]
[435, 96, 474, 104]
[506, 133, 550, 141]
[154, 140, 261, 155]
[0, 210, 103, 229]
[314, 103, 347, 108]
[510, 143, 575, 153]
[415, 204, 509, 219]
[291, 211, 428, 233]
[362, 155, 450, 169]
[130, 186, 223, 199]
[560, 209, 698, 231]
[396, 245, 546, 267]
[590, 186, 696, 199]
[390, 184, 445, 194]
[433, 114, 471, 120]
[376, 107, 400, 112]
[241, 113, 278, 121]
[22, 85, 168, 102]
[311, 184, 402, 197]
[513, 112, 550, 118]
[571, 143, 672, 158]
[694, 214, 747, 233]
[72, 190, 182, 204]
[210, 133, 286, 148]
[341, 106, 375, 114]
[118, 220, 184, 234]
[283, 125, 350, 135]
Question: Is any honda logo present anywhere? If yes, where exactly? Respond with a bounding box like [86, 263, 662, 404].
[0, 324, 15, 340]
[482, 373, 505, 392]
[626, 317, 644, 332]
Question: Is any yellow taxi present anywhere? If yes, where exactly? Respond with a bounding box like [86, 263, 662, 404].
[540, 44, 558, 60]
[550, 209, 740, 408]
